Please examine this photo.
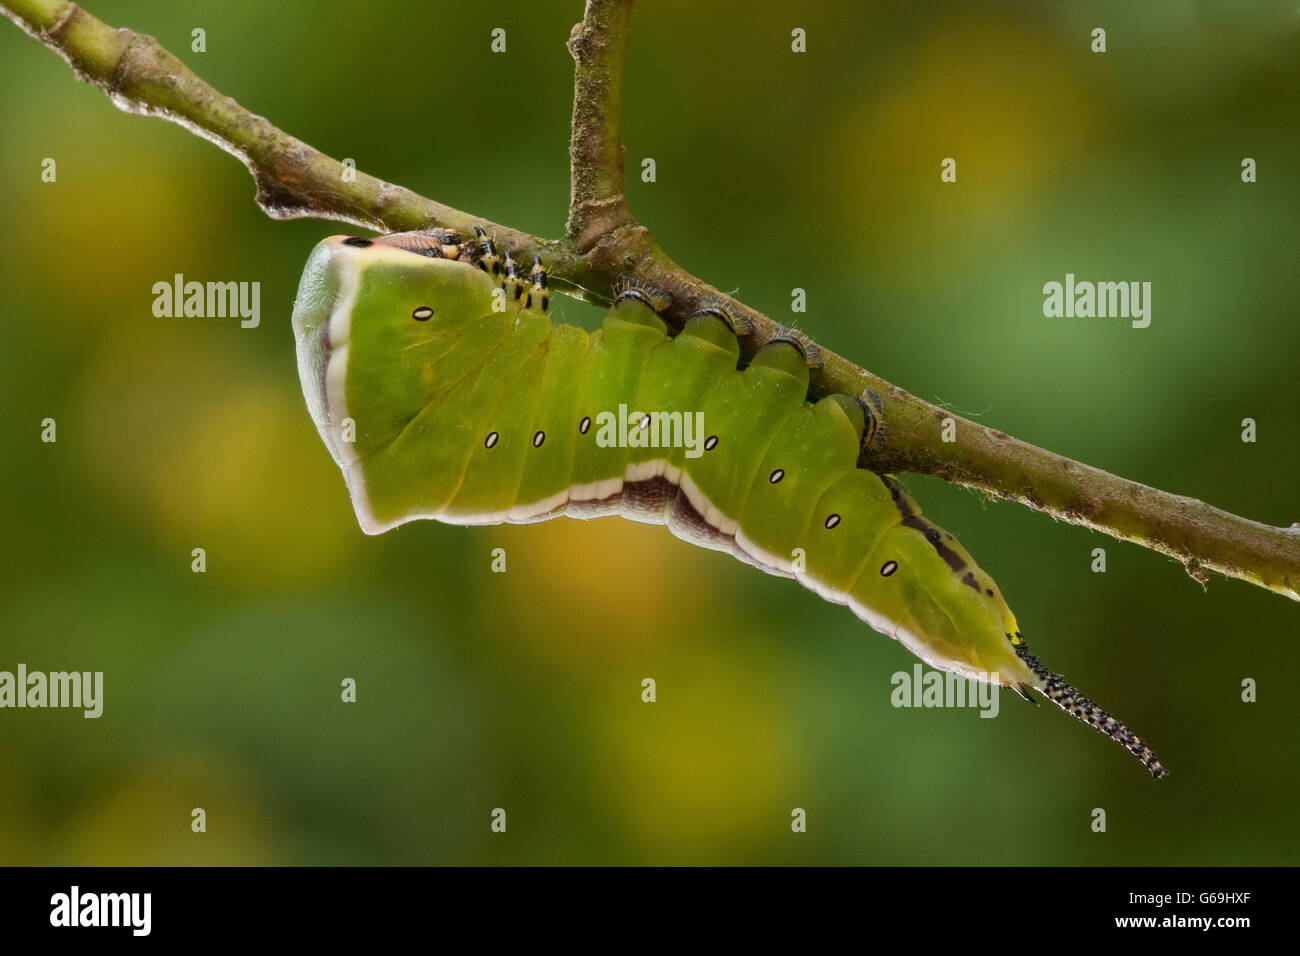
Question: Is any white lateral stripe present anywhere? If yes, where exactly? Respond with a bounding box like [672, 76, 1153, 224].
[568, 477, 623, 502]
[508, 487, 570, 521]
[324, 258, 381, 534]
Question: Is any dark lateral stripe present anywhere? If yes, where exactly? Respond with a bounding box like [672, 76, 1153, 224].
[566, 492, 622, 519]
[620, 475, 677, 523]
[878, 474, 916, 519]
[902, 515, 967, 573]
[961, 571, 981, 593]
[878, 474, 968, 575]
[665, 484, 732, 550]
[536, 468, 797, 580]
[636, 477, 795, 577]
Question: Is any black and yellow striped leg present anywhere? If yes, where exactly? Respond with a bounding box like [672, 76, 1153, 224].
[526, 254, 549, 312]
[502, 250, 527, 304]
[435, 229, 464, 259]
[473, 226, 502, 276]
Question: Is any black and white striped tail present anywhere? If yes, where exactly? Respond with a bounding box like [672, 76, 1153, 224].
[1015, 641, 1168, 779]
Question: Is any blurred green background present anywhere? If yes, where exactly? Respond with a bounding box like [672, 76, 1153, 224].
[1, 0, 1297, 865]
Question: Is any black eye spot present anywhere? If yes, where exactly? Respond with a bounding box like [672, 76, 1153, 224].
[986, 589, 994, 597]
[533, 431, 546, 448]
[342, 237, 373, 248]
[704, 435, 719, 451]
[769, 468, 785, 484]
[881, 560, 898, 577]
[824, 514, 841, 529]
[484, 432, 499, 448]
[579, 416, 592, 434]
[412, 306, 434, 321]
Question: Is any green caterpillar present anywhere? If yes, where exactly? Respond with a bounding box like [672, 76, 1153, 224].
[292, 229, 1167, 778]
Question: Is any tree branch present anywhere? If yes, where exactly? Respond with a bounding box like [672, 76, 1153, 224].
[0, 0, 590, 288]
[566, 0, 636, 251]
[4, 0, 1298, 601]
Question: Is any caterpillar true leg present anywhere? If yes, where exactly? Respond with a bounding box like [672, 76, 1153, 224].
[526, 255, 549, 313]
[502, 250, 527, 303]
[472, 226, 502, 276]
[435, 229, 464, 259]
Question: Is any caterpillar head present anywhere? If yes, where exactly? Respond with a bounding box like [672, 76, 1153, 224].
[291, 234, 498, 526]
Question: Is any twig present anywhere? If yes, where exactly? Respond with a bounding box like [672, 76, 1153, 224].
[3, 0, 1298, 601]
[0, 0, 590, 288]
[566, 0, 636, 251]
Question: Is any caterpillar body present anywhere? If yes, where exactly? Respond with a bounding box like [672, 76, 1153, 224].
[292, 229, 1167, 778]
